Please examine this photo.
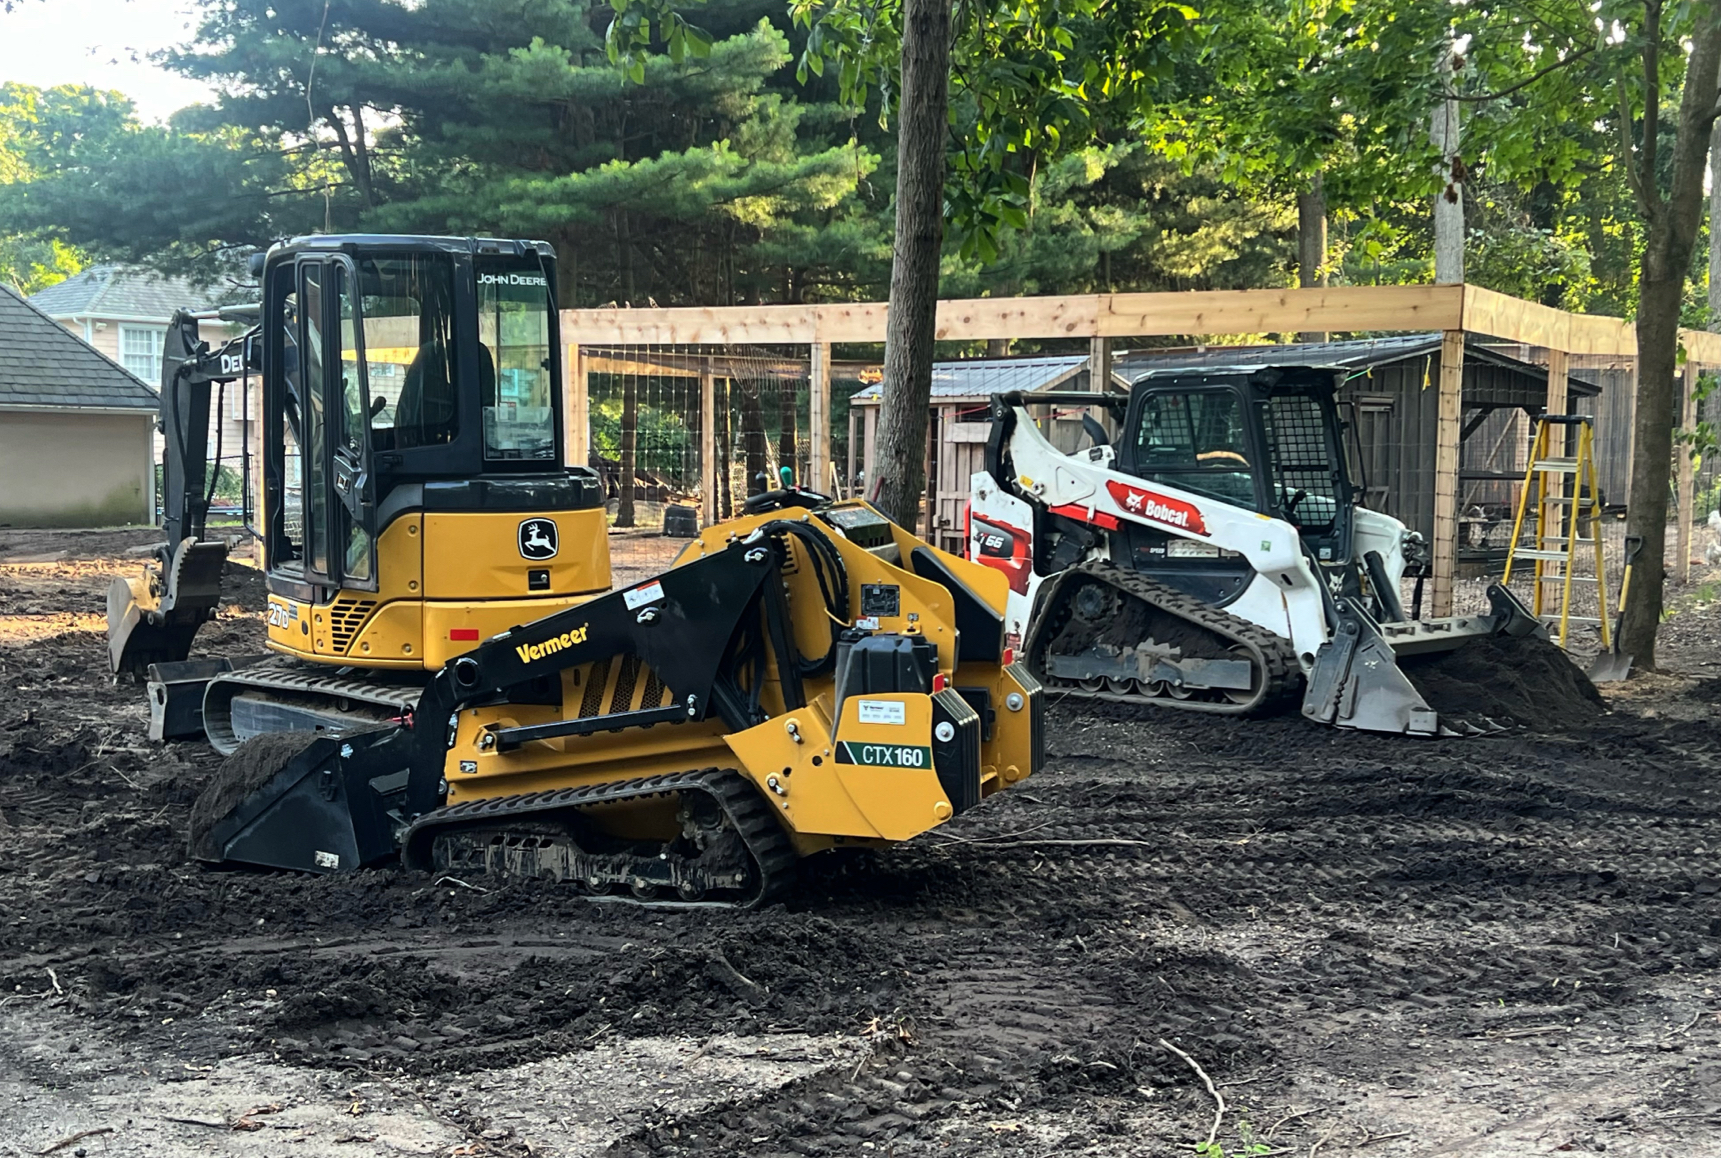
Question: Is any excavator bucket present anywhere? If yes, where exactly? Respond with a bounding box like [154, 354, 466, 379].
[107, 537, 228, 677]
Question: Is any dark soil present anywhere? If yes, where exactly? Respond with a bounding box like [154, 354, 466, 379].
[187, 730, 319, 860]
[1403, 630, 1610, 730]
[2, 539, 1720, 1155]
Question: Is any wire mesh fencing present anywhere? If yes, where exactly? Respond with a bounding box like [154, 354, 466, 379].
[579, 343, 853, 532]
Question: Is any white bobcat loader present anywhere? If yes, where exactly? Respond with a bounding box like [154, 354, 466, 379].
[969, 365, 1543, 736]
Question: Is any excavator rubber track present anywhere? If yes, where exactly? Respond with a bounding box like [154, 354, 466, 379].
[1026, 561, 1300, 715]
[401, 768, 797, 910]
[202, 657, 424, 755]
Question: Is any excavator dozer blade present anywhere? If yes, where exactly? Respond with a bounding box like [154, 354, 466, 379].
[189, 729, 411, 873]
[107, 538, 228, 677]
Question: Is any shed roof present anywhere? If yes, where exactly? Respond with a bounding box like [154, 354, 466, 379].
[0, 282, 160, 410]
[28, 264, 218, 322]
[849, 354, 1088, 403]
[1116, 333, 1600, 397]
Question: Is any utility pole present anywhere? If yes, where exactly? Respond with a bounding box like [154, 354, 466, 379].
[1431, 47, 1464, 285]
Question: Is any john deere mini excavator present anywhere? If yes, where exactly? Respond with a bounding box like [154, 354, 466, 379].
[117, 233, 1042, 906]
[970, 365, 1544, 737]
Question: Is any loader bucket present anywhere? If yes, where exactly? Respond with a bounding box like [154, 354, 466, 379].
[107, 538, 228, 677]
[1302, 584, 1542, 736]
[189, 728, 410, 873]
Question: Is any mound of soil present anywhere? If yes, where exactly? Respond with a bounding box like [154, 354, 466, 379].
[221, 560, 268, 611]
[1403, 631, 1608, 730]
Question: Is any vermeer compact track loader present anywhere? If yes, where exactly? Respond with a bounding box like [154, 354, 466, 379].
[110, 232, 1041, 906]
[970, 366, 1544, 737]
[193, 495, 1042, 907]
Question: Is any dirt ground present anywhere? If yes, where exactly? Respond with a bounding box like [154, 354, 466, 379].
[1, 526, 1719, 1157]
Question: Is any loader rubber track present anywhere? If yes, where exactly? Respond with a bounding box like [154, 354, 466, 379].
[401, 769, 797, 910]
[1027, 561, 1301, 716]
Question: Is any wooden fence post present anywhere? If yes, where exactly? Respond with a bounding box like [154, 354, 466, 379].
[810, 341, 832, 492]
[1088, 336, 1112, 390]
[700, 365, 717, 527]
[566, 343, 589, 469]
[1431, 330, 1465, 616]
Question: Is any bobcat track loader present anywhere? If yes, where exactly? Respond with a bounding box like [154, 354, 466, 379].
[970, 366, 1543, 737]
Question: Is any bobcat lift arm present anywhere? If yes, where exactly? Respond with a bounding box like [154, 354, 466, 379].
[108, 307, 260, 678]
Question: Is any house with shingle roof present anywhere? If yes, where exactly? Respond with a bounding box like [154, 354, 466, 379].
[30, 266, 253, 515]
[0, 281, 157, 526]
[29, 264, 223, 380]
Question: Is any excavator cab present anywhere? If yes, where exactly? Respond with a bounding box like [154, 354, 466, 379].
[111, 235, 610, 752]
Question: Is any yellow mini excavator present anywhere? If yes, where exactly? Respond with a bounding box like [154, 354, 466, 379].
[114, 233, 1043, 906]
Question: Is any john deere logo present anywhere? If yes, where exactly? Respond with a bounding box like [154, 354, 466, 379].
[519, 519, 558, 560]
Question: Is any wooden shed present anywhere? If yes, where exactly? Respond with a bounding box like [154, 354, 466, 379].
[848, 354, 1100, 556]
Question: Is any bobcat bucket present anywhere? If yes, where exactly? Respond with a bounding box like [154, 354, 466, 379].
[188, 728, 412, 873]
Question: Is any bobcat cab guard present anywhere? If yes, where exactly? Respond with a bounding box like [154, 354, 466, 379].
[108, 235, 610, 750]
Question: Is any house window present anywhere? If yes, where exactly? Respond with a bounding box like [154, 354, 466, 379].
[119, 325, 166, 382]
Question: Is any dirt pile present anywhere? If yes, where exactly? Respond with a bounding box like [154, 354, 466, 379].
[1402, 630, 1608, 730]
[221, 560, 268, 611]
[187, 731, 320, 860]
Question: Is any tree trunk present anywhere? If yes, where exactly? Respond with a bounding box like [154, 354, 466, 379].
[1711, 119, 1721, 329]
[1296, 173, 1327, 342]
[1618, 10, 1721, 668]
[869, 0, 950, 530]
[1430, 51, 1464, 285]
[616, 213, 638, 527]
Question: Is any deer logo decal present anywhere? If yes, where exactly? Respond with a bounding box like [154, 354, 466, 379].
[518, 518, 559, 561]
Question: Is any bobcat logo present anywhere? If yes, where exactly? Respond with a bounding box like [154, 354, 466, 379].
[518, 519, 559, 560]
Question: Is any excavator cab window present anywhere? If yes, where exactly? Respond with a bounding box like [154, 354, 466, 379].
[475, 257, 557, 465]
[360, 255, 459, 452]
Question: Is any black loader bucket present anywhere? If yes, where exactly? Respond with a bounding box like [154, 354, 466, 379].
[189, 729, 411, 873]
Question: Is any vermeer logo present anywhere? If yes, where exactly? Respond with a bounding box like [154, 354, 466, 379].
[515, 624, 589, 664]
[519, 518, 558, 560]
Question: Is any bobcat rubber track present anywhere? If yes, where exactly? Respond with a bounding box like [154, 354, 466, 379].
[1027, 561, 1301, 716]
[401, 768, 798, 910]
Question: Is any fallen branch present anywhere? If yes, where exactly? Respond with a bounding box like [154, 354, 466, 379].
[1158, 1037, 1224, 1150]
[1484, 1025, 1568, 1039]
[1309, 1124, 1341, 1158]
[1358, 1131, 1410, 1147]
[1268, 1107, 1316, 1138]
[45, 969, 62, 997]
[162, 1116, 226, 1129]
[38, 1127, 113, 1155]
[433, 876, 489, 894]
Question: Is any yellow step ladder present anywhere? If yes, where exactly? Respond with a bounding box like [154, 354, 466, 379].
[1501, 414, 1611, 650]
